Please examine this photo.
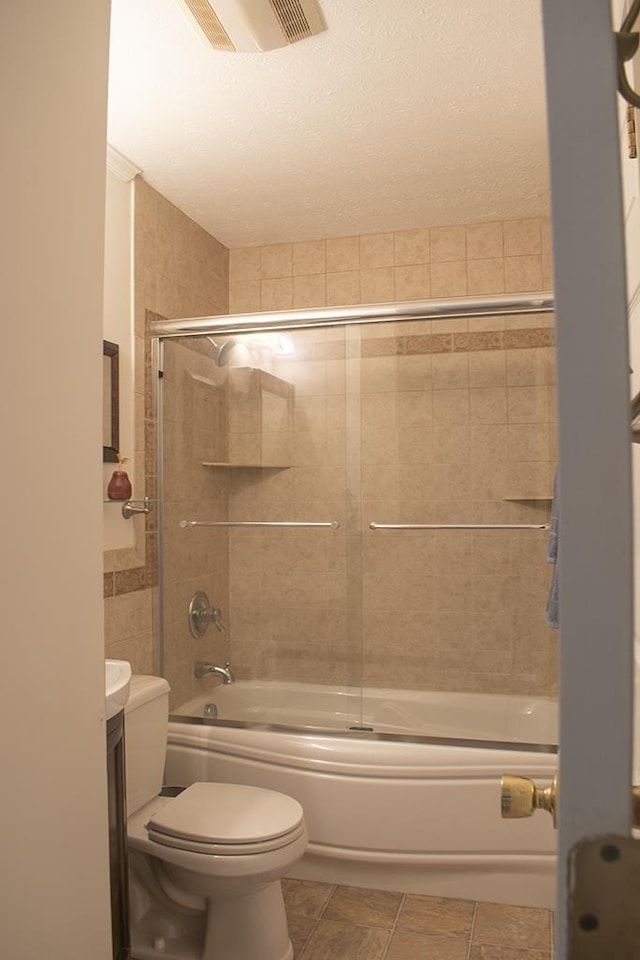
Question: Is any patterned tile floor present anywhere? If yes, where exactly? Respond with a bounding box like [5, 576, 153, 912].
[283, 880, 554, 960]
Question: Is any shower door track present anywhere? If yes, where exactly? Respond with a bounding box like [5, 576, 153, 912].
[169, 713, 559, 755]
[149, 291, 554, 338]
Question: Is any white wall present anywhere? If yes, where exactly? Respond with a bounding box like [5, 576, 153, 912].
[103, 167, 135, 550]
[0, 3, 113, 958]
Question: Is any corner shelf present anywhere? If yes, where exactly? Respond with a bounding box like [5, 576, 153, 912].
[502, 495, 553, 502]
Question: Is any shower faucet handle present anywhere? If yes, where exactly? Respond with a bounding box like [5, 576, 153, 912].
[204, 606, 225, 632]
[211, 607, 225, 631]
[188, 591, 226, 638]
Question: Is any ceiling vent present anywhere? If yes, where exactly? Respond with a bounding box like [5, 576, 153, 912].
[180, 0, 325, 52]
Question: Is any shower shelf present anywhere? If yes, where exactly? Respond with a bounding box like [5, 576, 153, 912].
[201, 461, 290, 469]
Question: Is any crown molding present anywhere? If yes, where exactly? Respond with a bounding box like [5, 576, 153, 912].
[107, 144, 141, 182]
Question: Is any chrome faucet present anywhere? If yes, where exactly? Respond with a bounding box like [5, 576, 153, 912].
[194, 660, 235, 684]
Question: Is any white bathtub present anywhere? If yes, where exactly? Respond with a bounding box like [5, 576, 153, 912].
[176, 679, 558, 742]
[166, 681, 558, 907]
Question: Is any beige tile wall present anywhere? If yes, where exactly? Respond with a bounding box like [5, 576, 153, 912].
[227, 218, 557, 697]
[357, 330, 556, 696]
[106, 204, 557, 702]
[229, 218, 553, 315]
[104, 178, 229, 691]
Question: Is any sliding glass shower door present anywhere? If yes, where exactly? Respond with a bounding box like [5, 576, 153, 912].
[158, 328, 363, 727]
[355, 316, 557, 742]
[157, 304, 558, 746]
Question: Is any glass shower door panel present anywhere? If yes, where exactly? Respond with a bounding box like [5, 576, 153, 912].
[359, 317, 558, 746]
[225, 327, 359, 730]
[161, 330, 362, 730]
[159, 336, 231, 712]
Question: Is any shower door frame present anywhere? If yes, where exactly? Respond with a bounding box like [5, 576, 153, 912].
[151, 293, 554, 339]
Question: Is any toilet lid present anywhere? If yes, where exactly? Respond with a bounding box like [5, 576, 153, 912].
[146, 820, 307, 856]
[145, 782, 304, 846]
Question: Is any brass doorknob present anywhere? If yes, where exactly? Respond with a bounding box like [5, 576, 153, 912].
[502, 776, 640, 830]
[501, 774, 558, 827]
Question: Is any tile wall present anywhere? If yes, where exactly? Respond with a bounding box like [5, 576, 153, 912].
[103, 178, 229, 685]
[104, 197, 558, 702]
[226, 218, 558, 697]
[229, 219, 553, 313]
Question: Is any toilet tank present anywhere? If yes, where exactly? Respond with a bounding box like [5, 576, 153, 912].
[124, 675, 170, 815]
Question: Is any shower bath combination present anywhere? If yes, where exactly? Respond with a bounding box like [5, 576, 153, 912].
[152, 292, 559, 907]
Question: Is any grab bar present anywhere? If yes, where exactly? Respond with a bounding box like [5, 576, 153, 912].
[369, 523, 549, 531]
[180, 520, 340, 529]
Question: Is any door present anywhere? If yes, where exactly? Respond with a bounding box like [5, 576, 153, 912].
[541, 0, 636, 954]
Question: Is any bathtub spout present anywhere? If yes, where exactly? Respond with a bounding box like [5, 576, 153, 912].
[194, 660, 235, 684]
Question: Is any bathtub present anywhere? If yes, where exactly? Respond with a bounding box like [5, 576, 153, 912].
[165, 680, 558, 907]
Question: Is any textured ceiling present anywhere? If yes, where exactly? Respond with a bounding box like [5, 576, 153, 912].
[107, 0, 550, 248]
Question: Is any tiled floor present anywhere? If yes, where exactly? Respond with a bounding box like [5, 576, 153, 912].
[283, 880, 554, 960]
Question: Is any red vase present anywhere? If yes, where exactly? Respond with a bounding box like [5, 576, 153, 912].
[107, 470, 132, 500]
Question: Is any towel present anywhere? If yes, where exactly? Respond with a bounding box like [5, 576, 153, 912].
[546, 471, 559, 629]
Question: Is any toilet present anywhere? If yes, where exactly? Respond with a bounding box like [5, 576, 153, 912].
[125, 675, 307, 960]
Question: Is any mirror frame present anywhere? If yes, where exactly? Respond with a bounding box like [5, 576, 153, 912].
[103, 339, 120, 463]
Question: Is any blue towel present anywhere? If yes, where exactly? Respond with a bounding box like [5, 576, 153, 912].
[546, 471, 559, 629]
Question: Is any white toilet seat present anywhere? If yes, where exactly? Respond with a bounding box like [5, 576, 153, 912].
[144, 782, 305, 857]
[146, 821, 307, 855]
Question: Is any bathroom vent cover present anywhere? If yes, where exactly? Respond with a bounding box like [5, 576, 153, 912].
[180, 0, 325, 52]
